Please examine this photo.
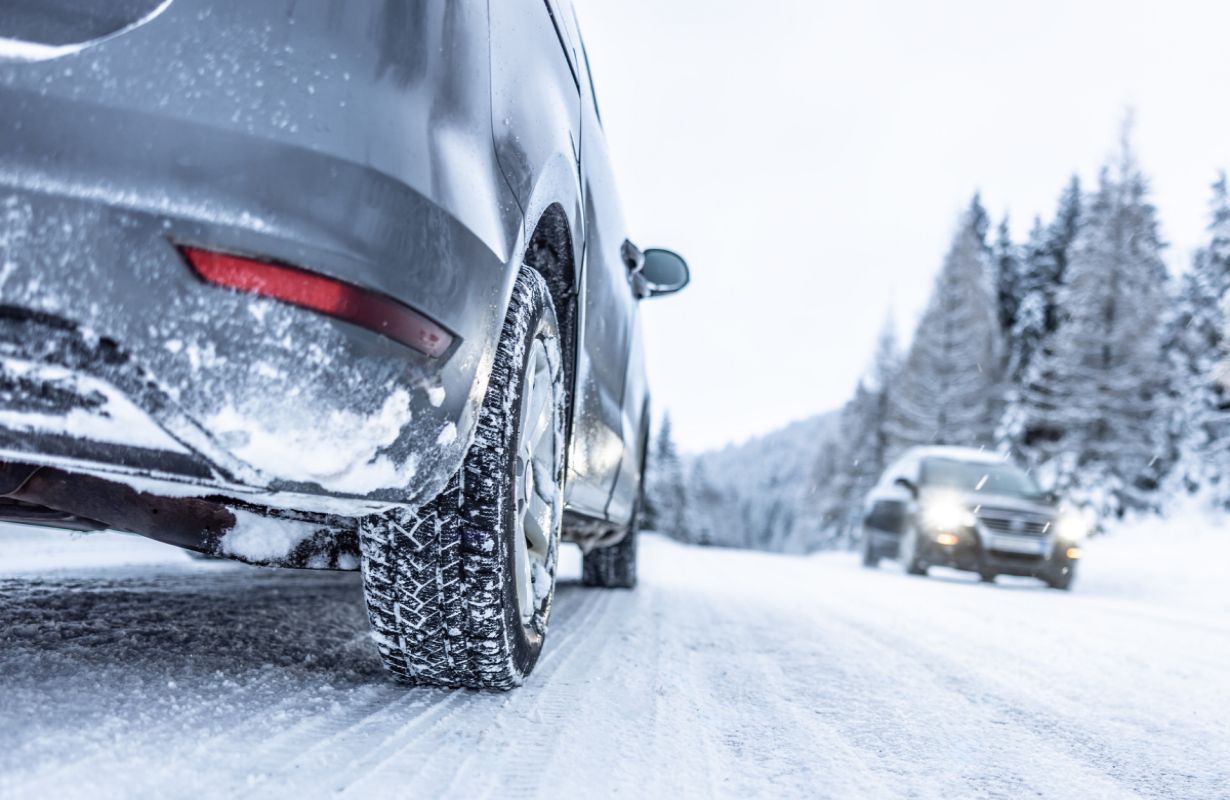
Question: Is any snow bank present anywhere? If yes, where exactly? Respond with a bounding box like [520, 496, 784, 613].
[0, 523, 190, 575]
[1078, 504, 1230, 615]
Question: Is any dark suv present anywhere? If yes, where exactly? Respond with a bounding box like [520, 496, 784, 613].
[861, 447, 1086, 589]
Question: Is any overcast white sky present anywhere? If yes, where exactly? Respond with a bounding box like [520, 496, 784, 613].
[574, 0, 1230, 453]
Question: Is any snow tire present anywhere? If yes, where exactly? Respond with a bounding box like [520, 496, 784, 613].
[861, 534, 880, 568]
[582, 528, 638, 588]
[359, 267, 565, 690]
[1046, 563, 1075, 591]
[902, 527, 928, 576]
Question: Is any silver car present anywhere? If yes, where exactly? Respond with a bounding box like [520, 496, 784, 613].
[0, 0, 687, 689]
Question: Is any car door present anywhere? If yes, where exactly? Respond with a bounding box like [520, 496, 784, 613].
[560, 5, 642, 521]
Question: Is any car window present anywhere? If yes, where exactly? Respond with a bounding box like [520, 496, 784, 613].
[921, 458, 1042, 498]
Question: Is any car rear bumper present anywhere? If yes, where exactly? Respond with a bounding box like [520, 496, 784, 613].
[0, 304, 399, 513]
[0, 115, 508, 511]
[0, 0, 531, 560]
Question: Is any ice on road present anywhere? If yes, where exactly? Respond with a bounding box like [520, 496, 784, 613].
[0, 522, 1227, 799]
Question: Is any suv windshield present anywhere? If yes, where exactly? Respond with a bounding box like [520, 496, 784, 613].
[920, 458, 1042, 499]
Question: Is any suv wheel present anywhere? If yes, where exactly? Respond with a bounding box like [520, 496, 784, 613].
[582, 527, 638, 588]
[861, 533, 881, 568]
[1046, 563, 1076, 591]
[358, 267, 565, 690]
[581, 430, 646, 589]
[901, 527, 928, 576]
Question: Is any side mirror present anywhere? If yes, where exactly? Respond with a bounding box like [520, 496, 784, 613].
[639, 248, 690, 298]
[893, 476, 919, 498]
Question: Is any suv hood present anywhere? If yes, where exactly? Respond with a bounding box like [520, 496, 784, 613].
[919, 488, 1058, 518]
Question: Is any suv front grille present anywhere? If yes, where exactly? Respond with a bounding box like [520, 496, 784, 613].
[977, 507, 1052, 537]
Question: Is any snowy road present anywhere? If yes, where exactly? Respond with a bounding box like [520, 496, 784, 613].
[1, 524, 1227, 799]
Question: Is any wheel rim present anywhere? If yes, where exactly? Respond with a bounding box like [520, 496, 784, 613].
[513, 336, 560, 626]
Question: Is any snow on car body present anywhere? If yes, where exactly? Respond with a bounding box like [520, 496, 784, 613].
[0, 0, 688, 688]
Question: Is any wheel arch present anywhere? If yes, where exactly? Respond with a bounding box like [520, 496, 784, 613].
[522, 203, 581, 434]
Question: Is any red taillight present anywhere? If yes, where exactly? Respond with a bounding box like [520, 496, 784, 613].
[179, 247, 453, 358]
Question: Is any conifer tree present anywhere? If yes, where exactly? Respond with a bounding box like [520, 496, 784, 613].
[991, 216, 1023, 341]
[1015, 176, 1082, 377]
[1166, 173, 1230, 505]
[968, 192, 991, 249]
[645, 414, 689, 539]
[685, 462, 723, 546]
[1002, 176, 1083, 455]
[886, 208, 1003, 452]
[814, 317, 899, 546]
[1021, 134, 1171, 516]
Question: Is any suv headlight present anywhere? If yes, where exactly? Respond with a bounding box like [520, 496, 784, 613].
[1055, 512, 1088, 542]
[922, 496, 976, 531]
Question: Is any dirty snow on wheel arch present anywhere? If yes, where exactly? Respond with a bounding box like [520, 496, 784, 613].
[0, 519, 1226, 799]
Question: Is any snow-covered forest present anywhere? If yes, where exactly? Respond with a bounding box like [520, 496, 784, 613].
[648, 127, 1230, 552]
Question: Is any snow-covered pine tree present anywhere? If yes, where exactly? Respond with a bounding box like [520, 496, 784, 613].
[645, 414, 690, 539]
[1020, 135, 1171, 517]
[885, 206, 1003, 453]
[814, 316, 900, 547]
[682, 412, 842, 552]
[1165, 172, 1230, 506]
[1044, 176, 1083, 331]
[684, 461, 722, 546]
[1001, 176, 1082, 455]
[1017, 177, 1082, 372]
[810, 384, 873, 548]
[991, 216, 1023, 343]
[968, 192, 991, 250]
[1007, 217, 1051, 382]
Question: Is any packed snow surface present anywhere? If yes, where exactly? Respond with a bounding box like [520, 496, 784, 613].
[0, 517, 1226, 799]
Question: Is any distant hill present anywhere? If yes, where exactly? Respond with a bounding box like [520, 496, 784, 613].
[685, 411, 842, 552]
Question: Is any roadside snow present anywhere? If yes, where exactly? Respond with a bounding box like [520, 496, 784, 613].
[0, 524, 191, 574]
[1078, 505, 1230, 615]
[0, 521, 1226, 799]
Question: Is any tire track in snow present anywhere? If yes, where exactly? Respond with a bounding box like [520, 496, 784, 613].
[0, 568, 378, 800]
[3, 533, 1226, 799]
[810, 574, 1200, 798]
[235, 584, 609, 798]
[242, 688, 472, 799]
[674, 584, 902, 798]
[335, 585, 616, 798]
[809, 605, 1135, 799]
